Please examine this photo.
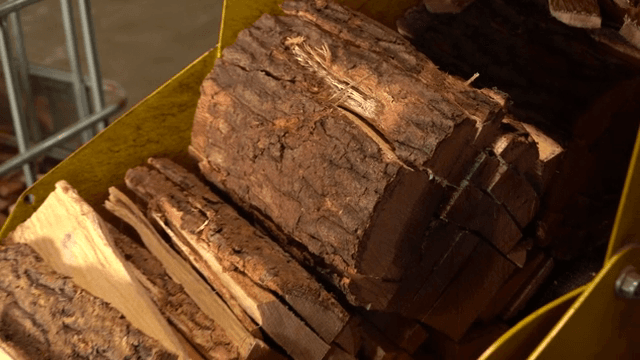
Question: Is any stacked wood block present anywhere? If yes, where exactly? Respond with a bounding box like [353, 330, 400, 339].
[397, 0, 640, 260]
[4, 1, 636, 359]
[189, 0, 559, 343]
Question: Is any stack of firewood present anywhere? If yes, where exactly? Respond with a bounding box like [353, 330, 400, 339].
[2, 1, 638, 359]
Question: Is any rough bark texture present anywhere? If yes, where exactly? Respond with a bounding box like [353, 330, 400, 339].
[399, 0, 640, 260]
[0, 243, 177, 360]
[189, 0, 528, 309]
[125, 161, 333, 360]
[109, 223, 241, 360]
[142, 158, 348, 343]
[397, 0, 639, 139]
[6, 180, 188, 359]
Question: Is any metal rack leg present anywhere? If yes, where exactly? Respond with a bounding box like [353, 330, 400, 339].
[77, 0, 106, 132]
[9, 11, 40, 143]
[60, 0, 92, 143]
[0, 17, 34, 187]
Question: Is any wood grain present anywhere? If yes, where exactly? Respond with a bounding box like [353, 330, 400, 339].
[0, 243, 177, 360]
[6, 181, 188, 359]
[106, 187, 272, 359]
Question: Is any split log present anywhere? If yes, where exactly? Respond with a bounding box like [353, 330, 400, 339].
[420, 241, 516, 341]
[190, 0, 510, 308]
[391, 221, 480, 319]
[507, 120, 564, 193]
[324, 346, 357, 360]
[441, 184, 522, 254]
[333, 317, 363, 357]
[500, 255, 555, 320]
[146, 157, 349, 343]
[149, 210, 263, 339]
[548, 0, 602, 28]
[389, 220, 481, 319]
[105, 187, 273, 360]
[125, 163, 331, 360]
[359, 321, 415, 360]
[478, 251, 553, 322]
[469, 152, 540, 229]
[397, 0, 639, 138]
[367, 312, 429, 354]
[505, 239, 534, 268]
[0, 243, 176, 360]
[6, 180, 188, 359]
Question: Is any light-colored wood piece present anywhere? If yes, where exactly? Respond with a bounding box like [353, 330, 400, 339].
[0, 341, 28, 360]
[106, 187, 272, 359]
[621, 11, 640, 49]
[548, 0, 601, 28]
[6, 180, 188, 359]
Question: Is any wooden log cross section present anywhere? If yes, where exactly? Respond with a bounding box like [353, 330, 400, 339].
[189, 0, 556, 316]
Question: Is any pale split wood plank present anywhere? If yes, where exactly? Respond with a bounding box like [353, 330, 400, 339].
[6, 180, 188, 360]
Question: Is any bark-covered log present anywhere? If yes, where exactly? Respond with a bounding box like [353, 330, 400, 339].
[6, 180, 189, 359]
[397, 0, 639, 138]
[0, 243, 177, 360]
[107, 218, 244, 360]
[125, 160, 341, 360]
[106, 187, 273, 360]
[190, 0, 522, 309]
[147, 157, 349, 343]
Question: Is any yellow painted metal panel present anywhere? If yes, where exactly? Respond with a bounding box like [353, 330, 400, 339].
[529, 245, 640, 359]
[0, 49, 217, 239]
[479, 286, 584, 360]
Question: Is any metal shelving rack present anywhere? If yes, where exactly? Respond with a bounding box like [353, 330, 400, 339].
[0, 0, 126, 187]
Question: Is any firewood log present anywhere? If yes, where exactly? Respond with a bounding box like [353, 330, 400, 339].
[106, 190, 274, 360]
[6, 181, 189, 359]
[189, 0, 526, 310]
[0, 243, 176, 360]
[125, 160, 350, 360]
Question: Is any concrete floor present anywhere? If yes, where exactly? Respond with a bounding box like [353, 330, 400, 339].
[19, 0, 223, 115]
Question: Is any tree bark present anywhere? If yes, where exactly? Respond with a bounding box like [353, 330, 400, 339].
[0, 243, 176, 360]
[190, 0, 519, 309]
[106, 187, 273, 360]
[6, 180, 188, 359]
[125, 160, 341, 360]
